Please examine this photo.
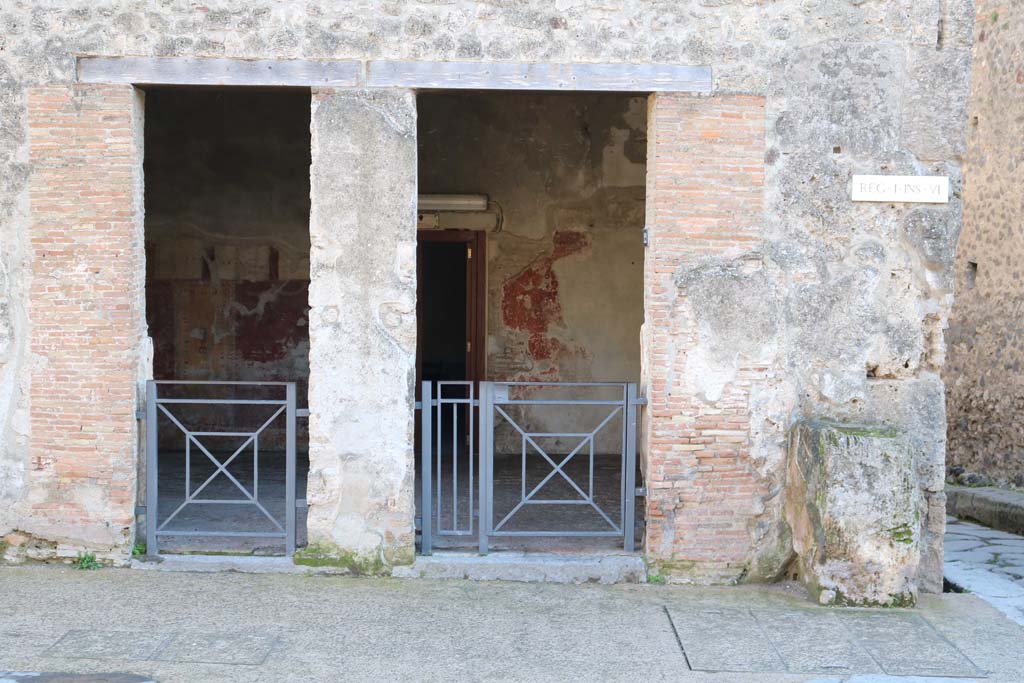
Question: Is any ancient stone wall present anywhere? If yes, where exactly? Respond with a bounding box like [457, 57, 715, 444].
[945, 1, 1024, 487]
[3, 85, 146, 563]
[0, 2, 972, 580]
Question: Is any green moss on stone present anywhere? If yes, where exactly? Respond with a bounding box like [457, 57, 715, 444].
[818, 421, 900, 440]
[889, 523, 915, 545]
[824, 587, 917, 608]
[293, 542, 413, 575]
[647, 559, 697, 580]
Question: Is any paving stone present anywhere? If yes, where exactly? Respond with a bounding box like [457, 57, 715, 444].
[751, 609, 881, 675]
[153, 632, 276, 665]
[946, 549, 1001, 563]
[953, 527, 1022, 541]
[944, 539, 988, 552]
[841, 611, 983, 678]
[0, 674, 155, 683]
[991, 567, 1024, 579]
[43, 630, 168, 661]
[982, 544, 1024, 554]
[666, 608, 785, 673]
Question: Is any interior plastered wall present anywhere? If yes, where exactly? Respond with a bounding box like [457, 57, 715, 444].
[417, 92, 645, 453]
[143, 89, 311, 448]
[945, 2, 1024, 487]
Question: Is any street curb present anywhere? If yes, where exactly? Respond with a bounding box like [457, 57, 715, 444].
[947, 485, 1024, 536]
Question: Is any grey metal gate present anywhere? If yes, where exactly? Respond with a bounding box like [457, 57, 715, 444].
[419, 380, 640, 554]
[144, 380, 298, 556]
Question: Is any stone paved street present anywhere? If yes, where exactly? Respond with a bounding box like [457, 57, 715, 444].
[945, 515, 1024, 626]
[1, 566, 1023, 683]
[946, 517, 1024, 585]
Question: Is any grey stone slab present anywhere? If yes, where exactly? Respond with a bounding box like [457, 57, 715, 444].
[153, 632, 276, 665]
[982, 544, 1024, 554]
[0, 674, 155, 683]
[666, 608, 786, 673]
[951, 526, 1023, 542]
[43, 630, 167, 661]
[947, 487, 1024, 537]
[945, 539, 989, 552]
[841, 611, 984, 678]
[945, 562, 1024, 600]
[947, 549, 1001, 563]
[990, 567, 1024, 580]
[751, 609, 881, 675]
[392, 551, 645, 584]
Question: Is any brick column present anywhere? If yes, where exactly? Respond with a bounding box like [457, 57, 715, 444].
[642, 93, 768, 582]
[303, 89, 418, 571]
[25, 85, 146, 557]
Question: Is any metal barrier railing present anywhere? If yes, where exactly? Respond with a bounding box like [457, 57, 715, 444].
[419, 381, 475, 555]
[144, 380, 298, 556]
[419, 381, 640, 555]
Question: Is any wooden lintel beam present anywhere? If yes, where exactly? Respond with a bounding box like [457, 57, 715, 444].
[78, 56, 712, 93]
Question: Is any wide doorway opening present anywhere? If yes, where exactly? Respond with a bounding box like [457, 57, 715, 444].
[142, 87, 311, 555]
[416, 91, 647, 553]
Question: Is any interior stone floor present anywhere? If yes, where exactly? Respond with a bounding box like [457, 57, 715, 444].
[420, 450, 644, 553]
[152, 449, 309, 555]
[152, 447, 641, 555]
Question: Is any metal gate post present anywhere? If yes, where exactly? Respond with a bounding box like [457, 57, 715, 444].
[624, 383, 638, 552]
[285, 382, 297, 556]
[478, 381, 492, 554]
[420, 381, 433, 555]
[145, 380, 158, 556]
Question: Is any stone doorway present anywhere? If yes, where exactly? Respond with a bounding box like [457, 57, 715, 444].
[141, 87, 312, 555]
[414, 91, 647, 555]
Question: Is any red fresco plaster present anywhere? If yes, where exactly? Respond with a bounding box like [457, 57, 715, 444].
[501, 230, 591, 378]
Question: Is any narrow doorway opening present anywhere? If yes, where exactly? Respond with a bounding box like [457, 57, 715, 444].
[416, 230, 486, 388]
[142, 87, 311, 555]
[416, 91, 647, 553]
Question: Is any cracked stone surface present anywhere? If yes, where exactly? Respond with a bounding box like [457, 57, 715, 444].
[0, 676, 156, 683]
[945, 515, 1024, 626]
[946, 517, 1024, 585]
[3, 566, 1023, 682]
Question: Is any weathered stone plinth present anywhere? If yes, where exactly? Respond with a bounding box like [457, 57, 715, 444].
[785, 421, 924, 607]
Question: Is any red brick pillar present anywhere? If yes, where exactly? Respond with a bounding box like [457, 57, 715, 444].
[642, 93, 768, 582]
[25, 85, 145, 557]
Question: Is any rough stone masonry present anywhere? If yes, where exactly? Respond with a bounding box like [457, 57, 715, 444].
[945, 0, 1024, 489]
[0, 1, 972, 604]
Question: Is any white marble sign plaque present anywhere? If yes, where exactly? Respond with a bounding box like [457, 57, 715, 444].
[851, 175, 949, 204]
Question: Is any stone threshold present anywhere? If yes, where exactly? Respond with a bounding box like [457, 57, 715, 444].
[131, 554, 313, 574]
[948, 485, 1024, 536]
[129, 551, 647, 584]
[392, 550, 647, 584]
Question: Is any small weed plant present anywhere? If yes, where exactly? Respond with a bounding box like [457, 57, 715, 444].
[73, 552, 102, 570]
